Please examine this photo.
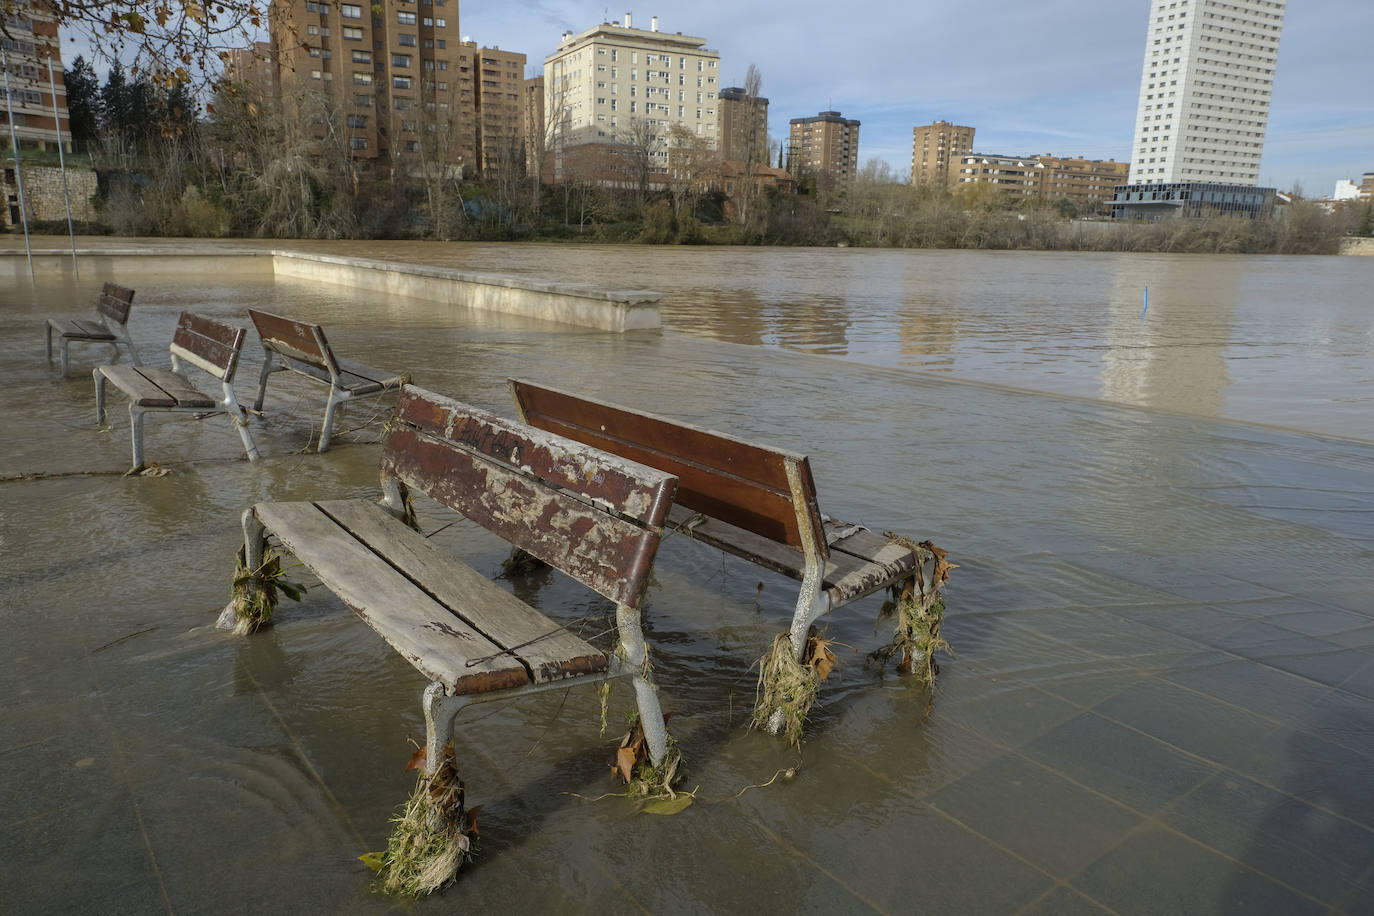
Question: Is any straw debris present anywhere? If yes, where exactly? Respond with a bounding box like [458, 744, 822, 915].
[870, 535, 955, 687]
[373, 742, 479, 897]
[228, 545, 305, 635]
[612, 712, 686, 802]
[752, 629, 837, 747]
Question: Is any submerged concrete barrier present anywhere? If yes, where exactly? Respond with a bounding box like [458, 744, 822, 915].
[1, 246, 662, 332]
[270, 251, 661, 332]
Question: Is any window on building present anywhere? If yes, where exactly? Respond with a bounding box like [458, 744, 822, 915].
[343, 25, 362, 39]
[349, 137, 368, 149]
[404, 140, 420, 152]
[355, 94, 373, 106]
[353, 71, 372, 84]
[394, 75, 412, 88]
[398, 11, 416, 24]
[352, 50, 370, 63]
[399, 34, 416, 46]
[393, 54, 410, 67]
[347, 114, 367, 127]
[310, 69, 322, 79]
[434, 17, 445, 26]
[341, 3, 361, 17]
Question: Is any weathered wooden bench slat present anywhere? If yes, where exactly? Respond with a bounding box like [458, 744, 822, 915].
[96, 366, 178, 407]
[316, 499, 608, 685]
[514, 381, 824, 551]
[382, 424, 662, 610]
[255, 500, 540, 694]
[67, 319, 115, 339]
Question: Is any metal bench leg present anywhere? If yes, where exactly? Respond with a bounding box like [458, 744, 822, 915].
[44, 323, 53, 361]
[59, 338, 71, 377]
[222, 383, 261, 462]
[422, 682, 470, 774]
[252, 350, 275, 413]
[94, 369, 106, 424]
[764, 570, 830, 736]
[121, 330, 142, 367]
[616, 603, 668, 765]
[318, 386, 344, 452]
[217, 509, 268, 631]
[129, 404, 147, 469]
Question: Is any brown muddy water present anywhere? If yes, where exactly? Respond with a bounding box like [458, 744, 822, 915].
[3, 241, 1373, 914]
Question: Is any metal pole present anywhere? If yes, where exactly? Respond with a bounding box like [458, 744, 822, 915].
[3, 46, 35, 282]
[47, 55, 78, 280]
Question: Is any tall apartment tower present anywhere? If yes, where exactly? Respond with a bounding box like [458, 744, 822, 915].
[543, 14, 721, 174]
[457, 42, 525, 176]
[1127, 0, 1286, 185]
[717, 87, 768, 164]
[911, 121, 974, 189]
[787, 111, 860, 188]
[0, 1, 69, 155]
[270, 0, 463, 167]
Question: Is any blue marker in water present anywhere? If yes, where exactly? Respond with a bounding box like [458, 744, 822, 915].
[1142, 286, 1149, 318]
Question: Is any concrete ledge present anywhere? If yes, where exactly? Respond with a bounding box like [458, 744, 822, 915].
[2, 246, 662, 331]
[1340, 237, 1374, 256]
[270, 250, 661, 332]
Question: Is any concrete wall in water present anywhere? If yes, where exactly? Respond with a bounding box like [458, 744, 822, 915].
[270, 251, 660, 332]
[0, 248, 661, 331]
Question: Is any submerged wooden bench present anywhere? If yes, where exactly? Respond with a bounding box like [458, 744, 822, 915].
[510, 378, 936, 682]
[227, 384, 679, 776]
[247, 308, 409, 452]
[94, 312, 260, 469]
[45, 282, 139, 377]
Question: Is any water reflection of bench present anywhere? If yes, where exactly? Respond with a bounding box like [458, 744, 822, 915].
[510, 378, 935, 724]
[229, 384, 678, 808]
[45, 282, 139, 377]
[94, 312, 260, 470]
[247, 308, 409, 452]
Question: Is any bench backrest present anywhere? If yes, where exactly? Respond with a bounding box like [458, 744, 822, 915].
[170, 312, 247, 383]
[381, 385, 679, 609]
[95, 283, 135, 325]
[509, 378, 828, 560]
[247, 309, 339, 377]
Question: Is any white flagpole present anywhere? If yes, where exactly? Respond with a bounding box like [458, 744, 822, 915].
[48, 54, 78, 279]
[2, 46, 35, 283]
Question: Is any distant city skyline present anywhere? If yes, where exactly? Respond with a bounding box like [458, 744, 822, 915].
[458, 0, 1372, 195]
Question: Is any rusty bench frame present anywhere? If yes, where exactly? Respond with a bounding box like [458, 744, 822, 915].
[94, 312, 260, 469]
[45, 282, 140, 377]
[510, 378, 937, 726]
[247, 308, 409, 452]
[226, 384, 680, 775]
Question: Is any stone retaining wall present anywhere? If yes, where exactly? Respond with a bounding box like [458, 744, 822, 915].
[2, 165, 98, 227]
[1340, 237, 1374, 256]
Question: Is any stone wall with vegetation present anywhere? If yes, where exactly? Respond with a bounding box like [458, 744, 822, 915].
[3, 165, 98, 229]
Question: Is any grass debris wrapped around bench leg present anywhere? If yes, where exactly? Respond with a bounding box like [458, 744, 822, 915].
[752, 629, 837, 747]
[218, 509, 305, 634]
[374, 741, 478, 897]
[871, 536, 955, 687]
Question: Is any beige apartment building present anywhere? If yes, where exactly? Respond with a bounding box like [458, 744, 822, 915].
[457, 42, 524, 176]
[911, 121, 974, 189]
[1, 1, 69, 155]
[269, 0, 465, 168]
[226, 43, 277, 93]
[955, 153, 1128, 212]
[543, 14, 721, 180]
[787, 111, 859, 189]
[717, 86, 767, 164]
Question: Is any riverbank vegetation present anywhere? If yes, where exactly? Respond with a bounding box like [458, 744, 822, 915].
[17, 64, 1370, 256]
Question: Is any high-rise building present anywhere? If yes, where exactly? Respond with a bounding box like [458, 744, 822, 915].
[269, 0, 464, 168]
[717, 86, 767, 164]
[459, 42, 525, 176]
[0, 1, 68, 155]
[523, 76, 545, 176]
[543, 15, 721, 180]
[911, 121, 974, 189]
[1127, 0, 1286, 186]
[787, 111, 859, 188]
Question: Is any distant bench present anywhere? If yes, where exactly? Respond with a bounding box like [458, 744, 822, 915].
[95, 312, 260, 470]
[45, 282, 139, 377]
[227, 384, 679, 776]
[247, 308, 409, 452]
[510, 379, 933, 705]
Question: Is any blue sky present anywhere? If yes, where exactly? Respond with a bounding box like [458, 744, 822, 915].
[460, 0, 1373, 194]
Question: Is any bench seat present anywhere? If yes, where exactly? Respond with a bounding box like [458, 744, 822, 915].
[97, 365, 220, 410]
[256, 498, 609, 695]
[274, 354, 407, 399]
[667, 505, 922, 608]
[52, 318, 117, 341]
[45, 283, 139, 377]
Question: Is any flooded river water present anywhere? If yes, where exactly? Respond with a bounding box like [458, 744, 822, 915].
[2, 240, 1372, 914]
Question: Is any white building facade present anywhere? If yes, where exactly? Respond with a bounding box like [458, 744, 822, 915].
[1127, 0, 1286, 186]
[543, 15, 720, 168]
